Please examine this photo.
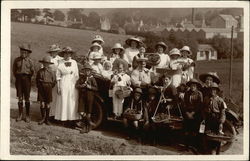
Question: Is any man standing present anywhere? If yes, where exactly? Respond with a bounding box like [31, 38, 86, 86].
[12, 44, 35, 123]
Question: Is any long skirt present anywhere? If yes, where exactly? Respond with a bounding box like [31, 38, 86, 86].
[55, 75, 80, 121]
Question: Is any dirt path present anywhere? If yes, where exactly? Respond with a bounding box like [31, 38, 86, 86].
[10, 88, 243, 155]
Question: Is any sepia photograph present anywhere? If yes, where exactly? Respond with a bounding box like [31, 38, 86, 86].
[1, 0, 249, 160]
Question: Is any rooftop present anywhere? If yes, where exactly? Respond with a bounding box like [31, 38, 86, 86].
[198, 44, 216, 51]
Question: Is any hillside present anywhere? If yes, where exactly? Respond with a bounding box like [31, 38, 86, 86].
[11, 22, 130, 61]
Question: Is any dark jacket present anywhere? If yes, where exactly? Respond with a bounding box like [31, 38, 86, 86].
[13, 56, 34, 76]
[184, 90, 203, 113]
[75, 75, 98, 92]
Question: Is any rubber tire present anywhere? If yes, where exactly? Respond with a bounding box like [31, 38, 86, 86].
[220, 120, 236, 152]
[91, 101, 104, 129]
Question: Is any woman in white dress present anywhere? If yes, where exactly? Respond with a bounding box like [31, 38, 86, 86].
[55, 47, 80, 121]
[151, 42, 170, 72]
[124, 37, 141, 69]
[180, 46, 195, 83]
[169, 48, 183, 88]
[46, 44, 63, 117]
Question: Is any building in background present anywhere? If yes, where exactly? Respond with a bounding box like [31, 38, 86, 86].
[100, 17, 111, 31]
[210, 14, 238, 28]
[196, 44, 217, 61]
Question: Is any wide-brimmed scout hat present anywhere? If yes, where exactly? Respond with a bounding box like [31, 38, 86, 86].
[199, 72, 220, 84]
[47, 44, 61, 53]
[111, 43, 124, 51]
[19, 43, 32, 53]
[209, 82, 220, 91]
[39, 56, 54, 64]
[90, 42, 102, 51]
[134, 88, 143, 94]
[125, 37, 142, 46]
[92, 52, 102, 60]
[169, 48, 181, 56]
[137, 55, 148, 62]
[155, 42, 168, 51]
[92, 35, 104, 44]
[186, 78, 202, 89]
[79, 63, 92, 75]
[180, 46, 192, 56]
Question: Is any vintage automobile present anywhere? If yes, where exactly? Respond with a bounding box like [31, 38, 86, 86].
[86, 71, 240, 153]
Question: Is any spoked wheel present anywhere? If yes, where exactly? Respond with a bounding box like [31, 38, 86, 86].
[91, 101, 104, 129]
[220, 120, 236, 152]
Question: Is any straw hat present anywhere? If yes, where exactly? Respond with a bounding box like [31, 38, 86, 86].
[39, 56, 54, 64]
[47, 44, 61, 53]
[134, 88, 143, 94]
[180, 46, 192, 56]
[199, 72, 220, 84]
[92, 35, 104, 44]
[137, 55, 148, 62]
[92, 52, 102, 60]
[60, 46, 75, 54]
[111, 43, 124, 51]
[125, 37, 142, 46]
[169, 48, 181, 56]
[19, 43, 32, 53]
[209, 82, 220, 91]
[90, 42, 102, 51]
[155, 42, 168, 51]
[186, 78, 202, 89]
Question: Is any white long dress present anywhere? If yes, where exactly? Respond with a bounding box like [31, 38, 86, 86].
[55, 58, 80, 121]
[124, 47, 139, 66]
[49, 55, 63, 116]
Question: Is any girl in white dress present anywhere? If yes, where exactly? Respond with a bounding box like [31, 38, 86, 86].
[111, 63, 131, 118]
[55, 47, 80, 121]
[180, 46, 195, 83]
[169, 48, 183, 88]
[152, 42, 170, 71]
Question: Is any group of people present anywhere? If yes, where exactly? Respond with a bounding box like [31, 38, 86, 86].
[13, 35, 227, 150]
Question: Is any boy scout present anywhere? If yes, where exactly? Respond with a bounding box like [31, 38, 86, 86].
[12, 44, 35, 122]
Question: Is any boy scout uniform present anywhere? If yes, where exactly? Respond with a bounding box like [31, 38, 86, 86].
[12, 44, 34, 122]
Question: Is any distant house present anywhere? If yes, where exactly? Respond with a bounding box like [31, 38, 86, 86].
[196, 44, 217, 61]
[100, 17, 111, 31]
[210, 14, 238, 29]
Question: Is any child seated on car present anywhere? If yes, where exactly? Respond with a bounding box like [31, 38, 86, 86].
[183, 79, 203, 134]
[123, 88, 147, 141]
[154, 73, 178, 115]
[203, 82, 226, 135]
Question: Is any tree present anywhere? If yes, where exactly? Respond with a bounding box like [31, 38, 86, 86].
[20, 9, 41, 22]
[67, 9, 84, 22]
[111, 11, 129, 27]
[86, 11, 100, 29]
[43, 8, 53, 17]
[11, 9, 21, 21]
[53, 10, 65, 21]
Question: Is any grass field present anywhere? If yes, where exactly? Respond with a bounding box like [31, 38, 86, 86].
[11, 22, 243, 109]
